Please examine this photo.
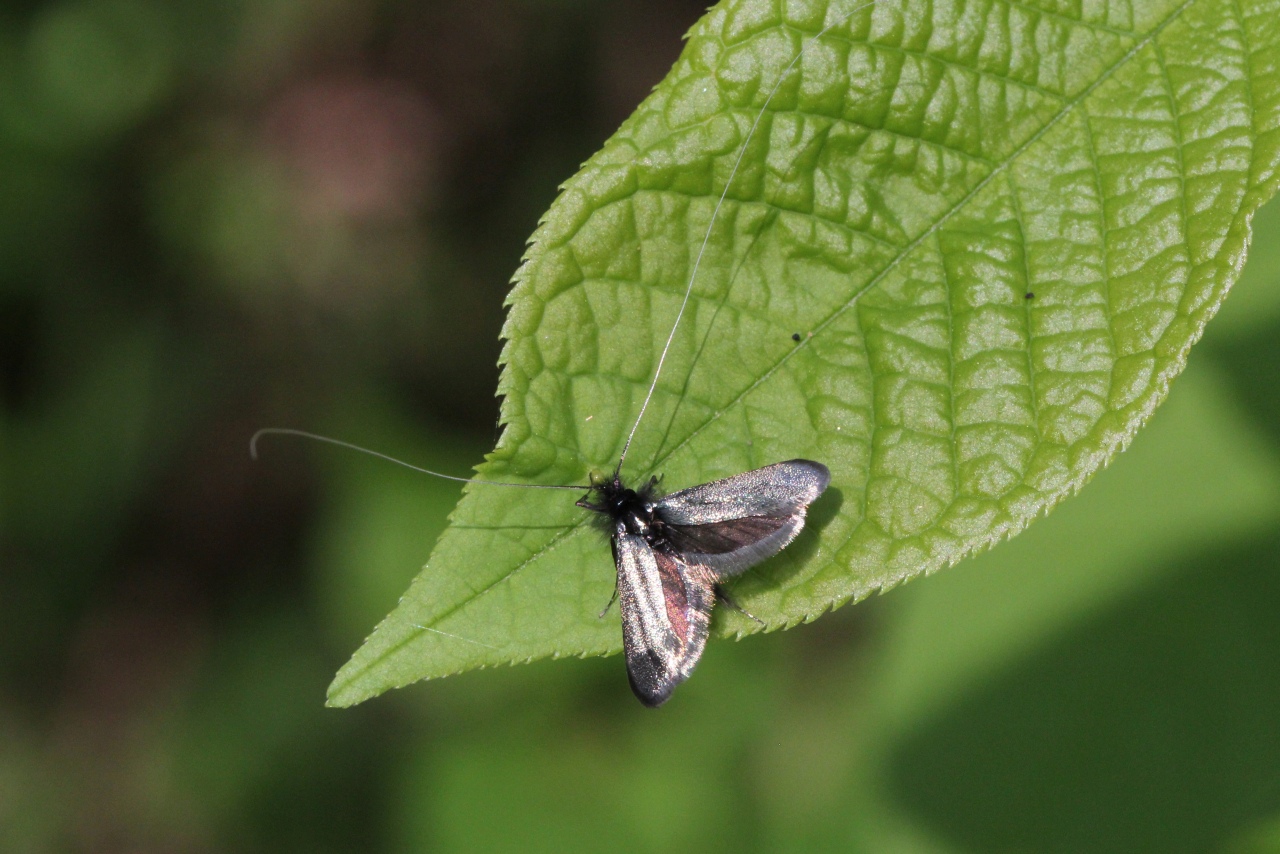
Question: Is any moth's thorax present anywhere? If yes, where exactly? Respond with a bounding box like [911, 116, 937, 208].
[584, 475, 663, 538]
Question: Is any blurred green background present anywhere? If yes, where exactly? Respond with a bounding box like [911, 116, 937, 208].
[3, 0, 1280, 851]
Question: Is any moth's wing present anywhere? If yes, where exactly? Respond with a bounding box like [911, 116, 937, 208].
[614, 522, 716, 708]
[655, 459, 830, 577]
[657, 460, 830, 523]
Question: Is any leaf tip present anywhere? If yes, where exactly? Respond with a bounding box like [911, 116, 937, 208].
[325, 666, 380, 709]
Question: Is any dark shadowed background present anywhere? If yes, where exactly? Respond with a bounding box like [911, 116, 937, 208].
[4, 1, 1280, 851]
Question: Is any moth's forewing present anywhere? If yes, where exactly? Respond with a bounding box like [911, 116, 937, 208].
[613, 522, 715, 707]
[657, 460, 830, 524]
[656, 460, 830, 576]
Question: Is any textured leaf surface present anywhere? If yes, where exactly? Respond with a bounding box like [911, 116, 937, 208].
[329, 0, 1280, 706]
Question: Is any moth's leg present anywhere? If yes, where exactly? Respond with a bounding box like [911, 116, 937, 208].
[715, 586, 764, 627]
[597, 585, 620, 619]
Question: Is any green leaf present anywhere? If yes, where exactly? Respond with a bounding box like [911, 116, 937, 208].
[328, 0, 1280, 706]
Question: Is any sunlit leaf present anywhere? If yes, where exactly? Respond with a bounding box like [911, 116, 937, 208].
[329, 0, 1280, 706]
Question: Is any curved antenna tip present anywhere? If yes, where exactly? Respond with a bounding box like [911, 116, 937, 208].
[248, 428, 271, 461]
[246, 427, 584, 491]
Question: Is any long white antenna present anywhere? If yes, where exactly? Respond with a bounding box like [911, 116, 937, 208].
[250, 428, 582, 491]
[256, 2, 886, 490]
[614, 0, 883, 475]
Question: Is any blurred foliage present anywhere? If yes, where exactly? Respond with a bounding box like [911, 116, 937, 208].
[2, 0, 1280, 852]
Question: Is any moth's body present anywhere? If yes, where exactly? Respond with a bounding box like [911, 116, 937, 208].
[586, 475, 663, 541]
[579, 461, 830, 707]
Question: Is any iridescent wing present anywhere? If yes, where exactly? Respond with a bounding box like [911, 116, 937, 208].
[612, 523, 716, 708]
[655, 460, 830, 577]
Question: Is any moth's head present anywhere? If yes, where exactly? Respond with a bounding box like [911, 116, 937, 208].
[577, 467, 626, 514]
[576, 468, 613, 510]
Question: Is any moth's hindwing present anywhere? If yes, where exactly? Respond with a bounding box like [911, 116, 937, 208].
[613, 522, 716, 708]
[656, 459, 830, 576]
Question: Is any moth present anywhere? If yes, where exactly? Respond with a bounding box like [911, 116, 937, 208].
[578, 461, 829, 706]
[257, 432, 831, 707]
